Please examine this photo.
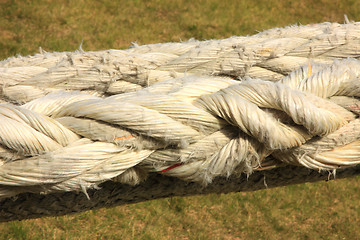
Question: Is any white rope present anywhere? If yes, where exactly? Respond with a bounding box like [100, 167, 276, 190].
[0, 22, 360, 199]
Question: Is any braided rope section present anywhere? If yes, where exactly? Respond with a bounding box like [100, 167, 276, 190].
[0, 22, 360, 208]
[1, 166, 359, 222]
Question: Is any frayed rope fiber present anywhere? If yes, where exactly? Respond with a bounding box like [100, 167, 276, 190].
[1, 22, 360, 221]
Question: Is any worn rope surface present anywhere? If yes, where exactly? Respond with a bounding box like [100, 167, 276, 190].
[1, 22, 360, 201]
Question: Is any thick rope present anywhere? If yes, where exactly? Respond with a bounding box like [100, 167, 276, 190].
[2, 22, 360, 103]
[1, 22, 360, 220]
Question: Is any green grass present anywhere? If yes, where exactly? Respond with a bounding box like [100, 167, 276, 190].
[1, 0, 360, 59]
[1, 178, 360, 239]
[0, 0, 360, 239]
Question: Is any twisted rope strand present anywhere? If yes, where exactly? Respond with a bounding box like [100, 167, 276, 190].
[0, 22, 360, 201]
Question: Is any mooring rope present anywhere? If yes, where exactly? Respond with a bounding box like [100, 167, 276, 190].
[0, 22, 360, 212]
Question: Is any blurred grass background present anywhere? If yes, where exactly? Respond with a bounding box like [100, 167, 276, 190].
[0, 0, 360, 239]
